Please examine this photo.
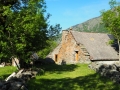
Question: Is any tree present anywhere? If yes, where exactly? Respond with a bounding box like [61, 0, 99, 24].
[37, 24, 62, 58]
[101, 0, 120, 61]
[0, 0, 62, 67]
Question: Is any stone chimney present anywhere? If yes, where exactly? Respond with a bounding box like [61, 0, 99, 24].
[61, 30, 68, 43]
[69, 27, 72, 31]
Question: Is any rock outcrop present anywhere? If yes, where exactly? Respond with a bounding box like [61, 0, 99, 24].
[0, 68, 42, 90]
[89, 62, 120, 84]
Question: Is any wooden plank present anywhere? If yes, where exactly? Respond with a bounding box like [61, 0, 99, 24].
[5, 72, 16, 81]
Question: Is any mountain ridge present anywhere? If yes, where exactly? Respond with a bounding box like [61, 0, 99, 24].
[67, 16, 108, 33]
[56, 16, 109, 44]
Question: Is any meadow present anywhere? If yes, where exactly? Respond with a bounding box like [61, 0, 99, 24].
[0, 66, 17, 80]
[27, 64, 120, 90]
[1, 64, 120, 90]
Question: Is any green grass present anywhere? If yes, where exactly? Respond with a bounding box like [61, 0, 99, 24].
[27, 64, 120, 90]
[0, 66, 17, 80]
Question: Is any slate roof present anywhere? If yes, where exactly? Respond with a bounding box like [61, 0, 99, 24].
[71, 31, 118, 60]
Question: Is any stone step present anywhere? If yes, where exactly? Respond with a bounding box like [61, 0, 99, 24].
[84, 53, 90, 56]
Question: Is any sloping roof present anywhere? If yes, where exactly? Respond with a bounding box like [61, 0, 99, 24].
[47, 44, 61, 58]
[71, 31, 118, 60]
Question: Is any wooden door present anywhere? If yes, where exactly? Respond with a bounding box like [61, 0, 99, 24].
[75, 51, 78, 61]
[55, 54, 58, 62]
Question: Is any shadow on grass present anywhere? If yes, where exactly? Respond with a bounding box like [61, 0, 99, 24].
[28, 73, 120, 90]
[36, 64, 79, 74]
[0, 74, 10, 80]
[27, 64, 120, 90]
[0, 66, 17, 80]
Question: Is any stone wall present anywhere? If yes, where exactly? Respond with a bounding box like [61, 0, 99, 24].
[57, 31, 76, 64]
[47, 30, 69, 63]
[89, 62, 120, 84]
[48, 30, 91, 64]
[47, 44, 61, 60]
[57, 30, 90, 64]
[0, 68, 41, 90]
[92, 61, 119, 65]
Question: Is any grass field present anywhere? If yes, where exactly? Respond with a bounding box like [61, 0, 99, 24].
[27, 64, 120, 90]
[0, 66, 17, 80]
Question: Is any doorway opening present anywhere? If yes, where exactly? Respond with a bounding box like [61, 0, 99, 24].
[55, 54, 58, 62]
[75, 51, 78, 61]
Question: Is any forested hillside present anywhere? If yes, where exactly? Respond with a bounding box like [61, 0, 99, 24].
[67, 16, 108, 33]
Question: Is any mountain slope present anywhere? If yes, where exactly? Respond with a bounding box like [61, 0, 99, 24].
[68, 16, 108, 33]
[56, 16, 108, 44]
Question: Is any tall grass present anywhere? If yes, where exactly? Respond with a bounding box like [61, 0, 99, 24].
[27, 64, 120, 90]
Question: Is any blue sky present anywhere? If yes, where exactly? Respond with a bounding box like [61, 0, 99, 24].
[45, 0, 118, 30]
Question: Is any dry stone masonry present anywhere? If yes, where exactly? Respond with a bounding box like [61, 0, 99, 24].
[0, 68, 42, 90]
[89, 62, 120, 84]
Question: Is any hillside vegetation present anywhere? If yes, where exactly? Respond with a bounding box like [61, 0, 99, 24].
[68, 16, 108, 33]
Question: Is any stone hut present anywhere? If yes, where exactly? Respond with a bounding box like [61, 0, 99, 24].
[48, 29, 118, 64]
